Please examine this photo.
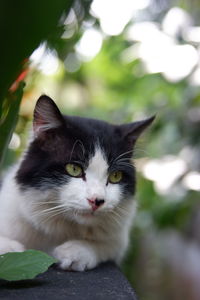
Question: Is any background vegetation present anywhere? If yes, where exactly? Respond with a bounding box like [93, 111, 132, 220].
[0, 1, 200, 299]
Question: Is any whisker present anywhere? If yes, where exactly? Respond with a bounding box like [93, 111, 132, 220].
[116, 206, 129, 216]
[41, 209, 67, 223]
[116, 162, 135, 169]
[33, 201, 60, 207]
[70, 140, 79, 161]
[32, 205, 74, 218]
[70, 139, 86, 161]
[116, 158, 132, 162]
[79, 140, 86, 158]
[109, 213, 122, 227]
[31, 204, 68, 217]
[133, 147, 149, 158]
[37, 205, 77, 224]
[111, 150, 133, 165]
[112, 209, 124, 220]
[40, 204, 68, 214]
[109, 209, 125, 226]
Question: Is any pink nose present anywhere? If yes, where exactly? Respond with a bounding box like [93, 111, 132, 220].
[87, 198, 105, 211]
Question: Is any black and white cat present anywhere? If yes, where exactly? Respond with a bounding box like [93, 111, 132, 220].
[0, 95, 154, 271]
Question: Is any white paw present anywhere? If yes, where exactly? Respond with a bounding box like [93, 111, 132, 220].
[0, 237, 25, 255]
[53, 240, 98, 271]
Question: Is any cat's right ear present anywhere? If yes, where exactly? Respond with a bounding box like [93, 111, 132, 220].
[33, 95, 64, 137]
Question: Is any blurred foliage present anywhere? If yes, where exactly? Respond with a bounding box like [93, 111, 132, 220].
[0, 0, 78, 169]
[1, 0, 200, 299]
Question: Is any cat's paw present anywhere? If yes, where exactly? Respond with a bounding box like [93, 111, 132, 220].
[53, 240, 98, 271]
[0, 237, 25, 255]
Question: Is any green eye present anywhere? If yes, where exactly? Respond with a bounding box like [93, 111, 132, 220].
[108, 171, 123, 184]
[66, 163, 83, 177]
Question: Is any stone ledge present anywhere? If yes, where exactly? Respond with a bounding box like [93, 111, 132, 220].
[0, 262, 137, 299]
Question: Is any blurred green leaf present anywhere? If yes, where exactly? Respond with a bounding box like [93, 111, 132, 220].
[152, 200, 193, 230]
[0, 250, 57, 281]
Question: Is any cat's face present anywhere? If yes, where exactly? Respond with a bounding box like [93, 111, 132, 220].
[16, 95, 154, 225]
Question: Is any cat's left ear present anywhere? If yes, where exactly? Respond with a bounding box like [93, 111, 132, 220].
[33, 95, 64, 136]
[120, 115, 155, 145]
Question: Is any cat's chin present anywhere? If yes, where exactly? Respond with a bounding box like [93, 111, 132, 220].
[69, 210, 102, 225]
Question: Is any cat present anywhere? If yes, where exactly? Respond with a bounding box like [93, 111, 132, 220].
[0, 95, 154, 271]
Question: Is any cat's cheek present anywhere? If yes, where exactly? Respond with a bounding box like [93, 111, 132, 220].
[53, 240, 98, 271]
[59, 178, 87, 205]
[105, 183, 122, 208]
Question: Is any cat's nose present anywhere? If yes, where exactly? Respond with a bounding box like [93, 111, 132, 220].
[87, 198, 105, 211]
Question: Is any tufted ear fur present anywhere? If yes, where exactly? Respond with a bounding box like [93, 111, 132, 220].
[120, 116, 155, 146]
[33, 95, 64, 136]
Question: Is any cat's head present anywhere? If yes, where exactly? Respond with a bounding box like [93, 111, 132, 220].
[16, 95, 154, 225]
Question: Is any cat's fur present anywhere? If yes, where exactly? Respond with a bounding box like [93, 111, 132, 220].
[0, 95, 154, 271]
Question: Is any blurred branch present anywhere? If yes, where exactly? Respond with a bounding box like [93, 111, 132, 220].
[0, 82, 24, 170]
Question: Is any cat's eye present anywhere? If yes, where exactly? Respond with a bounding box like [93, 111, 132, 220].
[66, 163, 83, 177]
[108, 171, 123, 184]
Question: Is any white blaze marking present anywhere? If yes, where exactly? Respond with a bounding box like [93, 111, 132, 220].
[85, 148, 108, 199]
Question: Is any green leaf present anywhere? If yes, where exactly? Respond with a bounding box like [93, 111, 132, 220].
[0, 250, 57, 281]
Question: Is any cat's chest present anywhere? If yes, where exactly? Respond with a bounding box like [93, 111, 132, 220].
[39, 218, 106, 244]
[57, 222, 103, 241]
[18, 219, 98, 250]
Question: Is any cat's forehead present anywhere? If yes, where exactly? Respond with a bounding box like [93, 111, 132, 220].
[63, 117, 126, 164]
[65, 115, 116, 138]
[60, 116, 133, 168]
[66, 116, 124, 144]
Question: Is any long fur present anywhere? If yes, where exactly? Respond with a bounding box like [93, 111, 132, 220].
[0, 95, 153, 271]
